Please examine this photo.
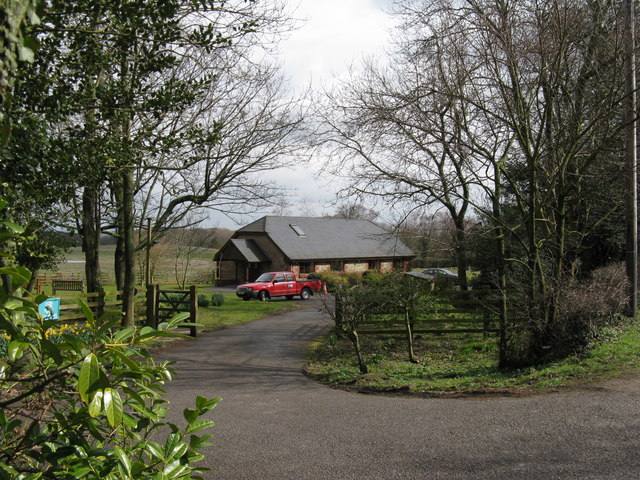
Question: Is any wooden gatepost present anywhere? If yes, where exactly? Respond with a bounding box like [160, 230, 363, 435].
[146, 285, 197, 337]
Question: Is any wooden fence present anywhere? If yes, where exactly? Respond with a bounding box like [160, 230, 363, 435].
[35, 285, 198, 336]
[46, 289, 148, 324]
[356, 289, 506, 336]
[34, 273, 112, 295]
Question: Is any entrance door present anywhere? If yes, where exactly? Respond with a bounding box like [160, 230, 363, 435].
[248, 264, 261, 283]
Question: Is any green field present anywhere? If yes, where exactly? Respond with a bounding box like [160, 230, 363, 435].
[45, 245, 217, 287]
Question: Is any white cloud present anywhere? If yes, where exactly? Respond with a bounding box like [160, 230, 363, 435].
[282, 0, 396, 91]
[207, 0, 396, 229]
[269, 0, 398, 218]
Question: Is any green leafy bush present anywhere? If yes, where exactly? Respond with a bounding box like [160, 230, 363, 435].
[210, 292, 225, 307]
[198, 293, 210, 307]
[505, 262, 630, 366]
[0, 205, 219, 479]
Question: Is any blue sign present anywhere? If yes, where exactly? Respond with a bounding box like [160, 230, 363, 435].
[38, 298, 61, 320]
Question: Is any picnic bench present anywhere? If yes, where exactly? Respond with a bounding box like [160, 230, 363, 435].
[52, 279, 85, 295]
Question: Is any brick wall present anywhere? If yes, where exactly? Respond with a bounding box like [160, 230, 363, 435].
[380, 261, 394, 272]
[344, 261, 369, 273]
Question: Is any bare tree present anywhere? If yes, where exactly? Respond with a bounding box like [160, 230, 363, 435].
[333, 202, 379, 222]
[166, 225, 207, 289]
[318, 34, 475, 289]
[408, 0, 627, 363]
[318, 279, 376, 374]
[319, 0, 629, 364]
[124, 53, 307, 287]
[398, 211, 463, 268]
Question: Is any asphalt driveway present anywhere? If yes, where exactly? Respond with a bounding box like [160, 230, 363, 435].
[158, 298, 640, 479]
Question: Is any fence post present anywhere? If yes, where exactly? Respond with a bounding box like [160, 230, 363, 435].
[146, 284, 159, 328]
[96, 287, 105, 318]
[334, 294, 343, 331]
[404, 306, 417, 363]
[189, 285, 198, 337]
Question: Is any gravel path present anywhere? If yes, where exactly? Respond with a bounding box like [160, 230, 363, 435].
[158, 298, 640, 479]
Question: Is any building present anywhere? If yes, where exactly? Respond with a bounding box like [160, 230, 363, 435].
[214, 216, 415, 285]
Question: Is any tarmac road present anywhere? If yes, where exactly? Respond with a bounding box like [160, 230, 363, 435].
[158, 298, 640, 479]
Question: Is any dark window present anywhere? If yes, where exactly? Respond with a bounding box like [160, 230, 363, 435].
[298, 262, 311, 274]
[330, 261, 343, 272]
[285, 273, 294, 282]
[274, 274, 285, 283]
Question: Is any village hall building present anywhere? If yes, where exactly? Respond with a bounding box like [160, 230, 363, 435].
[214, 216, 415, 285]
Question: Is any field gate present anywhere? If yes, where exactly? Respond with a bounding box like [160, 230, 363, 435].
[146, 285, 198, 336]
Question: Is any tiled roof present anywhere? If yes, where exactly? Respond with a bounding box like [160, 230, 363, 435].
[229, 239, 270, 263]
[237, 216, 415, 261]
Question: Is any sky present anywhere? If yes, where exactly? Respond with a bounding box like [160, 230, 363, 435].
[282, 0, 395, 92]
[208, 0, 398, 230]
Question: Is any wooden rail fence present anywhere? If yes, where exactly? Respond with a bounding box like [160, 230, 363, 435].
[356, 289, 506, 336]
[34, 285, 198, 336]
[43, 289, 148, 324]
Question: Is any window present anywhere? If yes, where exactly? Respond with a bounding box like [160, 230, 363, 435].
[298, 262, 311, 274]
[289, 224, 306, 237]
[256, 273, 275, 282]
[285, 273, 294, 282]
[274, 274, 285, 283]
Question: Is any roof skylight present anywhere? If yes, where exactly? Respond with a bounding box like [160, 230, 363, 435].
[289, 224, 306, 237]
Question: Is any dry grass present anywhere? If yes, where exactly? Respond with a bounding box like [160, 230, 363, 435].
[43, 245, 217, 287]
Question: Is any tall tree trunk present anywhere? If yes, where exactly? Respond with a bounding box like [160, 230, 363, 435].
[112, 177, 125, 290]
[82, 186, 102, 293]
[453, 217, 468, 290]
[493, 169, 509, 368]
[122, 167, 136, 326]
[624, 0, 638, 316]
[114, 237, 124, 291]
[0, 207, 14, 294]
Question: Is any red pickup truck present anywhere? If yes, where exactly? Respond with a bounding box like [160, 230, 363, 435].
[236, 271, 324, 301]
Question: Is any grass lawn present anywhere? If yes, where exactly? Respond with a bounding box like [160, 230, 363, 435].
[305, 321, 640, 395]
[196, 293, 302, 331]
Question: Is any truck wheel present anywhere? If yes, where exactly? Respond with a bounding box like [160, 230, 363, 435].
[300, 288, 311, 300]
[258, 291, 269, 301]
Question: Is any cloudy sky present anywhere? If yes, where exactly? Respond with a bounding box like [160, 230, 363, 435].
[282, 0, 395, 92]
[210, 0, 397, 229]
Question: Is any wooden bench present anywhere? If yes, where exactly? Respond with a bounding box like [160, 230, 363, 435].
[52, 279, 85, 295]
